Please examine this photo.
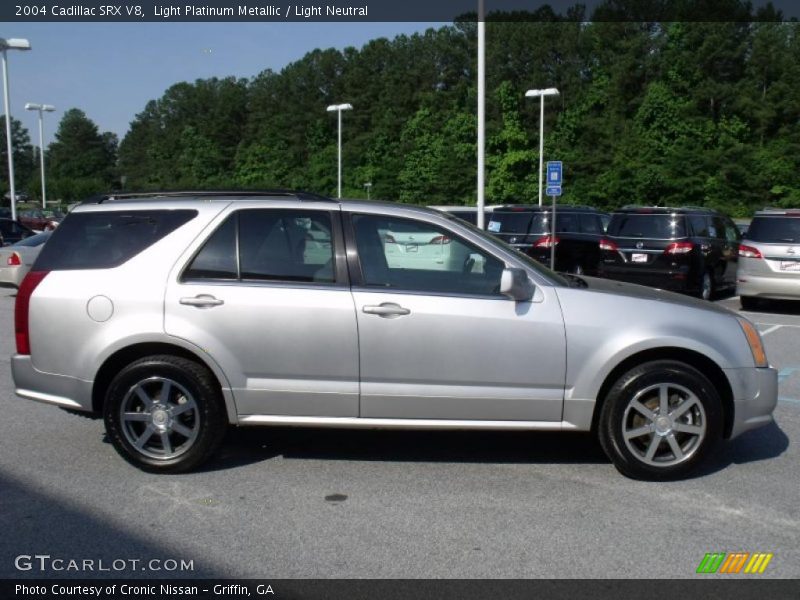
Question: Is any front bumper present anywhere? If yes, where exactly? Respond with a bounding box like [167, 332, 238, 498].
[11, 354, 94, 412]
[724, 366, 778, 439]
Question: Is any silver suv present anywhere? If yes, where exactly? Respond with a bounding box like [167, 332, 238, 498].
[737, 208, 800, 309]
[11, 192, 777, 479]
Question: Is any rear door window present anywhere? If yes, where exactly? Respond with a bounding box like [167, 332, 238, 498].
[184, 209, 336, 284]
[34, 210, 197, 270]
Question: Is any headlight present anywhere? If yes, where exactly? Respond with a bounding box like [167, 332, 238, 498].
[737, 317, 768, 368]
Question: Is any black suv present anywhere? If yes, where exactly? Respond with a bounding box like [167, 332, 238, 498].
[486, 205, 608, 274]
[597, 207, 740, 300]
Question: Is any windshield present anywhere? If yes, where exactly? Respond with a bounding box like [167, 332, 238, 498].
[746, 216, 800, 243]
[439, 212, 569, 286]
[608, 214, 687, 239]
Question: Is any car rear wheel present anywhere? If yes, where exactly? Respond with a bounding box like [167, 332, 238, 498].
[598, 360, 722, 480]
[699, 271, 714, 301]
[103, 355, 227, 473]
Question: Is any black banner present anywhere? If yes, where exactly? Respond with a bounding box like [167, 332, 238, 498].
[3, 579, 800, 600]
[2, 0, 799, 22]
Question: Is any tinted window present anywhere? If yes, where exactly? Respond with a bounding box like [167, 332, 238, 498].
[608, 214, 687, 238]
[0, 220, 26, 235]
[239, 210, 334, 282]
[184, 209, 335, 284]
[746, 216, 800, 243]
[710, 216, 728, 240]
[184, 217, 237, 280]
[688, 215, 710, 237]
[555, 213, 580, 233]
[488, 211, 548, 235]
[353, 214, 504, 296]
[34, 210, 197, 271]
[580, 214, 603, 234]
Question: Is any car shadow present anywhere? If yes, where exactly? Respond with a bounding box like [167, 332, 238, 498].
[743, 299, 800, 316]
[693, 420, 789, 477]
[200, 420, 788, 479]
[199, 427, 610, 473]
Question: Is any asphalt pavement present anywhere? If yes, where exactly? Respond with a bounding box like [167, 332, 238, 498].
[0, 290, 798, 579]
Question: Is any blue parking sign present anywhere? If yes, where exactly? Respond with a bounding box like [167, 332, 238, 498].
[547, 161, 562, 186]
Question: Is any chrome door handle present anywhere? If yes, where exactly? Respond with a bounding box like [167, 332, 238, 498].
[180, 295, 224, 308]
[362, 303, 410, 317]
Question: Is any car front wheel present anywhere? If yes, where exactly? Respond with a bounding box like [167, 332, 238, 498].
[103, 355, 227, 473]
[598, 360, 722, 480]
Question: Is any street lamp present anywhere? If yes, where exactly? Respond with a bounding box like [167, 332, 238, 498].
[363, 181, 372, 200]
[25, 103, 55, 209]
[525, 87, 559, 207]
[1, 37, 31, 222]
[326, 103, 352, 199]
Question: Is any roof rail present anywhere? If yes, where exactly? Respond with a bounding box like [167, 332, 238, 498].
[79, 189, 337, 205]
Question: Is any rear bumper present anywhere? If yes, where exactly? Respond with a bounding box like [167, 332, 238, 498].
[11, 355, 94, 412]
[597, 265, 692, 292]
[737, 274, 800, 301]
[724, 366, 778, 439]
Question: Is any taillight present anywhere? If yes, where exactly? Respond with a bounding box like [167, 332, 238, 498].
[738, 244, 763, 259]
[7, 252, 21, 266]
[532, 235, 559, 248]
[599, 238, 619, 252]
[429, 235, 451, 245]
[384, 234, 396, 244]
[664, 242, 694, 255]
[14, 270, 49, 355]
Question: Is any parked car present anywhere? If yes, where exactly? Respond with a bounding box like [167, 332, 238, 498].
[0, 231, 51, 288]
[18, 209, 60, 232]
[597, 207, 740, 300]
[0, 218, 35, 246]
[737, 208, 800, 309]
[12, 191, 776, 480]
[486, 205, 609, 275]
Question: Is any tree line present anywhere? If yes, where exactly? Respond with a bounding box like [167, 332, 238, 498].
[3, 2, 799, 216]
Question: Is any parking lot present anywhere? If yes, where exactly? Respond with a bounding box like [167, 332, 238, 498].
[0, 289, 798, 579]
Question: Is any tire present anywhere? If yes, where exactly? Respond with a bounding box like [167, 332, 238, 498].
[699, 270, 714, 301]
[597, 360, 722, 480]
[103, 355, 227, 473]
[740, 296, 759, 311]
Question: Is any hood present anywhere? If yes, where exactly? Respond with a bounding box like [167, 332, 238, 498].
[564, 275, 734, 316]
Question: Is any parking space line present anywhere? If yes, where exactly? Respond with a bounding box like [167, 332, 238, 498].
[779, 397, 800, 405]
[760, 325, 783, 336]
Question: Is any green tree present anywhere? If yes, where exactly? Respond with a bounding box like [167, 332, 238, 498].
[0, 116, 35, 199]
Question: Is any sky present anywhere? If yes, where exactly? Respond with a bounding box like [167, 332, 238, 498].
[4, 22, 444, 147]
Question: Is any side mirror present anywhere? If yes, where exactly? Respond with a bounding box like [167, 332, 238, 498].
[500, 268, 535, 302]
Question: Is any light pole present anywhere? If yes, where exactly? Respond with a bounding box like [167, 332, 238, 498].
[326, 103, 352, 199]
[25, 103, 55, 209]
[525, 87, 559, 207]
[1, 37, 31, 222]
[363, 181, 372, 200]
[476, 0, 486, 229]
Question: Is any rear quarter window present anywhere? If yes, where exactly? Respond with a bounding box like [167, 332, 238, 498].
[34, 209, 197, 270]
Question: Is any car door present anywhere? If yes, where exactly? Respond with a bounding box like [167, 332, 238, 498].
[164, 206, 359, 417]
[346, 210, 567, 422]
